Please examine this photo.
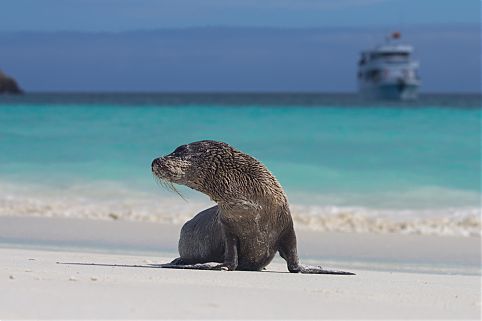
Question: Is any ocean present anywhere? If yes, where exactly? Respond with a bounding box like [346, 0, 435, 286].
[0, 93, 480, 236]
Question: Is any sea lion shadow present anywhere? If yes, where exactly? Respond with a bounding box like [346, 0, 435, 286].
[56, 261, 161, 269]
[55, 261, 287, 273]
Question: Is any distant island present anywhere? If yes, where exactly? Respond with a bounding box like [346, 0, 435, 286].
[0, 70, 23, 94]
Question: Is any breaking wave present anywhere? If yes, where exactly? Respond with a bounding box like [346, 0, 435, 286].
[0, 181, 480, 237]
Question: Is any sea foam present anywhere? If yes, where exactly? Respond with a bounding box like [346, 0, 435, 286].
[0, 181, 479, 237]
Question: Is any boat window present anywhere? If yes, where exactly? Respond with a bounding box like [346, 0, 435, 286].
[364, 69, 381, 80]
[371, 52, 409, 59]
[372, 52, 409, 59]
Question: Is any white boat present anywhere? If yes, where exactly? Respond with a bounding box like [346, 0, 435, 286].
[357, 32, 420, 100]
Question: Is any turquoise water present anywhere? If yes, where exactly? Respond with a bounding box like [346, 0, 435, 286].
[0, 94, 480, 235]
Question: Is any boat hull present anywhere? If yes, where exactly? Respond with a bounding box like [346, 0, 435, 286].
[359, 83, 419, 101]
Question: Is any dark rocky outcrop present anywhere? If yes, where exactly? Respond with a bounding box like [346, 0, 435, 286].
[0, 70, 23, 94]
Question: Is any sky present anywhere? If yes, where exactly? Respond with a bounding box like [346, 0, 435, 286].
[0, 0, 480, 92]
[0, 0, 479, 31]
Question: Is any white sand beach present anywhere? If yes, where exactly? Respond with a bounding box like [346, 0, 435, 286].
[0, 216, 480, 319]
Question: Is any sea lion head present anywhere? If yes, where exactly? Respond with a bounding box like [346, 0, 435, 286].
[151, 140, 220, 190]
[152, 140, 285, 205]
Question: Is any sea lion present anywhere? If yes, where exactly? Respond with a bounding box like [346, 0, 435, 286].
[151, 140, 354, 275]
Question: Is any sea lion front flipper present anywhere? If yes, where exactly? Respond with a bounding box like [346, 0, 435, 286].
[169, 257, 186, 265]
[159, 262, 230, 271]
[299, 264, 356, 275]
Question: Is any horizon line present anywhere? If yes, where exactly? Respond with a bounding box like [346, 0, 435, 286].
[3, 91, 481, 96]
[0, 22, 479, 34]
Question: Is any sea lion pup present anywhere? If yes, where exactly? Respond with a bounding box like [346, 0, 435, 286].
[152, 140, 354, 275]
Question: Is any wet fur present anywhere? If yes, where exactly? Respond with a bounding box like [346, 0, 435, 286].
[152, 140, 354, 275]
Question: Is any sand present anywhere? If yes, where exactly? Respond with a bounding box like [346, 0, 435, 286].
[0, 216, 480, 319]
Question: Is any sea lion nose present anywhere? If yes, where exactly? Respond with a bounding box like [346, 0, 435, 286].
[152, 157, 168, 171]
[151, 158, 161, 170]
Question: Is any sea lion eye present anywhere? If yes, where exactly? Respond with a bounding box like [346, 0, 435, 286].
[173, 145, 188, 156]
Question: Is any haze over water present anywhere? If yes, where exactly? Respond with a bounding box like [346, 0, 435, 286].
[0, 93, 480, 236]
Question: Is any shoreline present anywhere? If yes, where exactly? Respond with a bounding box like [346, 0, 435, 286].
[1, 216, 480, 275]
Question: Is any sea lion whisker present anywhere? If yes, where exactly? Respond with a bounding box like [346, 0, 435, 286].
[166, 181, 187, 201]
[152, 173, 187, 201]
